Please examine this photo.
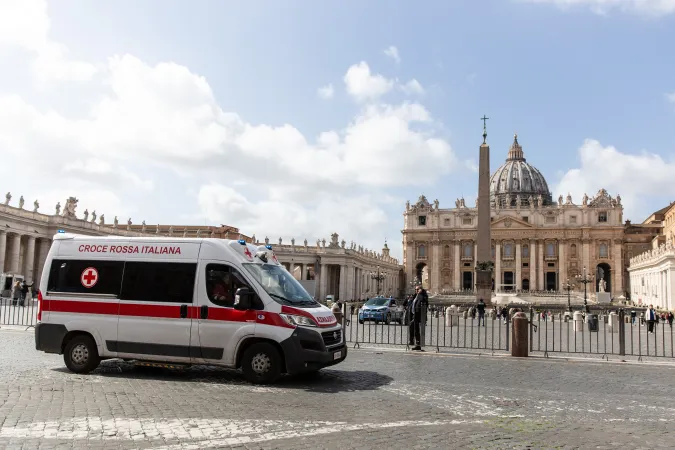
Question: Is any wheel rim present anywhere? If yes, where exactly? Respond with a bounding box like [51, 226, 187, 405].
[251, 352, 271, 374]
[71, 343, 89, 365]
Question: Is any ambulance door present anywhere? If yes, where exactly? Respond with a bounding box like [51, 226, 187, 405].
[115, 261, 195, 363]
[194, 261, 258, 366]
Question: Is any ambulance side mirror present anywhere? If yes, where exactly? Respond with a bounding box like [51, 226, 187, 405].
[234, 287, 253, 310]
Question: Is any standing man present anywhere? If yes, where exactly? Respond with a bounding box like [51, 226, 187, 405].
[408, 285, 428, 351]
[476, 298, 486, 327]
[645, 304, 656, 333]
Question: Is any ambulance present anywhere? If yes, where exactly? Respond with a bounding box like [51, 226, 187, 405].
[34, 233, 347, 383]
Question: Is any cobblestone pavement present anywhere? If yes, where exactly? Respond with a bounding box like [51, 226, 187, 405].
[2, 328, 675, 449]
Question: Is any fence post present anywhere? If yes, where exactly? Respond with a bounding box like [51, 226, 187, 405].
[618, 308, 626, 356]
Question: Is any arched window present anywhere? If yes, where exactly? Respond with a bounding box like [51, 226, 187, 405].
[599, 243, 608, 258]
[570, 243, 577, 258]
[443, 245, 450, 259]
[522, 245, 529, 258]
[463, 243, 472, 257]
[417, 245, 426, 258]
[546, 243, 555, 257]
[504, 243, 513, 257]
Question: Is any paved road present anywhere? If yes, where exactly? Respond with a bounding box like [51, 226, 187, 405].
[1, 328, 675, 449]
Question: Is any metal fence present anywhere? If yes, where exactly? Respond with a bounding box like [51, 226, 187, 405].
[342, 311, 510, 353]
[529, 309, 675, 360]
[0, 296, 38, 327]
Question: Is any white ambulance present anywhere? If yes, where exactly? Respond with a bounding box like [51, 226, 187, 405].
[34, 233, 346, 383]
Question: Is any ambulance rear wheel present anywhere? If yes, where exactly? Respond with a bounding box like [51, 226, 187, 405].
[241, 342, 281, 384]
[64, 335, 100, 374]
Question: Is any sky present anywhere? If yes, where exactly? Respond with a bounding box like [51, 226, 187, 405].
[0, 0, 674, 261]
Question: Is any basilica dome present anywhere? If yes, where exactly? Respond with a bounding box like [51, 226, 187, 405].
[489, 134, 552, 208]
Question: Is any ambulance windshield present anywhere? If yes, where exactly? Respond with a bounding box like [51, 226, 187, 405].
[242, 263, 318, 307]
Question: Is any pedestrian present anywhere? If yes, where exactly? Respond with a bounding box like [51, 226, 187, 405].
[476, 298, 486, 327]
[408, 285, 428, 351]
[645, 304, 656, 333]
[20, 281, 28, 307]
[630, 309, 636, 326]
[11, 280, 21, 306]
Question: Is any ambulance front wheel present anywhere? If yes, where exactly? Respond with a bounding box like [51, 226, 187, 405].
[241, 342, 281, 384]
[64, 334, 101, 374]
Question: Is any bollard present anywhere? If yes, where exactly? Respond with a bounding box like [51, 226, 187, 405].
[511, 312, 528, 357]
[573, 311, 584, 332]
[445, 306, 458, 327]
[608, 312, 619, 333]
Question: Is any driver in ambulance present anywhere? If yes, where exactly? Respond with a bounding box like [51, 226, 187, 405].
[207, 270, 235, 307]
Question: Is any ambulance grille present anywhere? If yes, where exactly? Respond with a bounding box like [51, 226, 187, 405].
[321, 330, 342, 347]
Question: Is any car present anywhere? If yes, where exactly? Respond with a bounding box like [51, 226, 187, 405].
[358, 297, 404, 325]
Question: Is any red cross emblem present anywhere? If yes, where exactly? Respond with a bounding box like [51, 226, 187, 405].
[272, 254, 278, 263]
[80, 267, 99, 288]
[243, 247, 252, 259]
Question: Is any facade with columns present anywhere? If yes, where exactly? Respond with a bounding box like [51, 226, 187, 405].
[402, 135, 626, 296]
[627, 202, 675, 310]
[267, 233, 403, 301]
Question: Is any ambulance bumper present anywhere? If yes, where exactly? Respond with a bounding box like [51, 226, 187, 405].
[35, 322, 68, 354]
[280, 326, 347, 374]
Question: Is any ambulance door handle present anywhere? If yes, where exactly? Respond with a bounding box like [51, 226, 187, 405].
[180, 304, 188, 319]
[200, 305, 208, 319]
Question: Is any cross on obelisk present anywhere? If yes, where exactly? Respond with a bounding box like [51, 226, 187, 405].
[481, 115, 489, 144]
[476, 115, 492, 304]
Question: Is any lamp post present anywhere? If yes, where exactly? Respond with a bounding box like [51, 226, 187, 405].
[576, 266, 595, 313]
[370, 267, 386, 296]
[563, 279, 575, 312]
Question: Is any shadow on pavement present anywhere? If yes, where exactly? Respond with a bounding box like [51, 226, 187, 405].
[51, 361, 393, 393]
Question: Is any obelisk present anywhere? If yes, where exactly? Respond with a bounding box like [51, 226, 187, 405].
[475, 116, 492, 305]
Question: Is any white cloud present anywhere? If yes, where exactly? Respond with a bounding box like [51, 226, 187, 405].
[666, 92, 675, 103]
[0, 0, 97, 82]
[383, 46, 401, 63]
[317, 83, 334, 100]
[0, 3, 458, 258]
[555, 139, 675, 221]
[401, 79, 425, 95]
[519, 0, 675, 16]
[343, 62, 395, 102]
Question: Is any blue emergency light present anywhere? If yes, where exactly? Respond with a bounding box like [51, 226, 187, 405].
[57, 229, 65, 233]
[265, 245, 272, 250]
[238, 239, 246, 245]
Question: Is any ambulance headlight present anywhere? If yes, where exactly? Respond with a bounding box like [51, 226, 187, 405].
[280, 313, 318, 328]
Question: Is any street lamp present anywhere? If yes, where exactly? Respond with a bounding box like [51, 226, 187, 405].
[575, 266, 595, 313]
[370, 267, 386, 296]
[562, 278, 575, 312]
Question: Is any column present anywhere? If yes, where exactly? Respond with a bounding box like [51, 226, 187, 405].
[538, 241, 545, 290]
[582, 239, 590, 275]
[558, 239, 566, 291]
[8, 233, 21, 274]
[24, 236, 36, 283]
[613, 240, 622, 295]
[0, 231, 6, 273]
[515, 241, 522, 290]
[529, 239, 537, 291]
[319, 264, 328, 301]
[495, 240, 501, 291]
[453, 241, 460, 289]
[35, 239, 51, 286]
[338, 265, 346, 300]
[431, 242, 440, 294]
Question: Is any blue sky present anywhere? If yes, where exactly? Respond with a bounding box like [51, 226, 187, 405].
[0, 0, 674, 259]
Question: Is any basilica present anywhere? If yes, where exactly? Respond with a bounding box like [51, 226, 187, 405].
[402, 134, 629, 297]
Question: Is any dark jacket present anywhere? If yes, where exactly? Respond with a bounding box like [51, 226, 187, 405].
[476, 301, 486, 315]
[410, 289, 428, 322]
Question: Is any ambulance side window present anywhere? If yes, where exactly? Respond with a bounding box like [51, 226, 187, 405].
[47, 259, 124, 295]
[205, 263, 261, 309]
[120, 262, 196, 304]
